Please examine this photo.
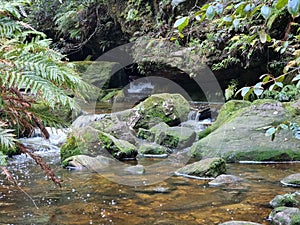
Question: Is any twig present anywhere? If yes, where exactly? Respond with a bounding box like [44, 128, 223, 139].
[1, 166, 39, 209]
[17, 143, 62, 187]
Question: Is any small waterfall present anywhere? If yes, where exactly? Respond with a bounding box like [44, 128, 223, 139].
[181, 108, 212, 133]
[127, 82, 154, 94]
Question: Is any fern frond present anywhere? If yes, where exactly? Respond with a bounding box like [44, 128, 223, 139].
[0, 126, 16, 149]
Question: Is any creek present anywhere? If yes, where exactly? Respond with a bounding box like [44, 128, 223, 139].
[0, 99, 299, 225]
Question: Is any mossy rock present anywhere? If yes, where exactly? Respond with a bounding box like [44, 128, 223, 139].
[281, 174, 300, 187]
[270, 193, 300, 208]
[191, 99, 300, 162]
[138, 122, 196, 149]
[269, 207, 300, 225]
[176, 157, 226, 178]
[98, 131, 137, 160]
[130, 93, 190, 130]
[138, 143, 169, 155]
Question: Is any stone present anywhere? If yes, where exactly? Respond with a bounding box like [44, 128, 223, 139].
[191, 99, 300, 162]
[270, 193, 300, 208]
[281, 174, 300, 187]
[176, 157, 226, 178]
[138, 122, 196, 149]
[269, 207, 300, 225]
[209, 174, 243, 187]
[61, 93, 190, 164]
[219, 221, 263, 225]
[124, 165, 145, 175]
[62, 155, 115, 171]
[138, 143, 170, 155]
[98, 131, 138, 160]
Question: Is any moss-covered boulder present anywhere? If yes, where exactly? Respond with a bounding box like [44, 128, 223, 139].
[138, 143, 170, 155]
[269, 207, 300, 225]
[176, 157, 226, 178]
[60, 126, 137, 162]
[138, 122, 196, 149]
[126, 93, 190, 130]
[61, 93, 189, 163]
[191, 99, 300, 162]
[98, 131, 137, 160]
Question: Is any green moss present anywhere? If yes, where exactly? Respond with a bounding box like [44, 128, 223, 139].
[98, 131, 137, 159]
[198, 100, 251, 139]
[60, 136, 83, 162]
[223, 149, 300, 163]
[137, 128, 154, 141]
[291, 214, 300, 225]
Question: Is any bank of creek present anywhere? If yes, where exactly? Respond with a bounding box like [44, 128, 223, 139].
[1, 93, 300, 225]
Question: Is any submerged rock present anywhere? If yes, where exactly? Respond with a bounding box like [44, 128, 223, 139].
[62, 155, 115, 170]
[269, 207, 300, 225]
[209, 174, 243, 187]
[176, 157, 226, 178]
[281, 174, 300, 187]
[191, 100, 300, 162]
[124, 165, 145, 175]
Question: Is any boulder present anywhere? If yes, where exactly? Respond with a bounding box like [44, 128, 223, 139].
[191, 100, 300, 162]
[269, 207, 300, 225]
[60, 127, 137, 162]
[61, 93, 189, 163]
[62, 155, 115, 171]
[124, 165, 145, 175]
[270, 193, 300, 208]
[138, 122, 196, 149]
[281, 174, 300, 187]
[208, 174, 243, 187]
[138, 143, 170, 155]
[219, 222, 263, 225]
[176, 157, 226, 178]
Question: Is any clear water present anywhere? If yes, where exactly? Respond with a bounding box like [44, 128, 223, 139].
[1, 152, 300, 225]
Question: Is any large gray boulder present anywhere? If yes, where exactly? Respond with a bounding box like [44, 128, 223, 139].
[191, 100, 300, 162]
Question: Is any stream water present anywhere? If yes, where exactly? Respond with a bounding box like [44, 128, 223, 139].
[1, 154, 300, 225]
[1, 97, 299, 225]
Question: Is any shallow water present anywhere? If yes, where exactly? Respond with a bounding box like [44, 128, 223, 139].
[1, 153, 300, 225]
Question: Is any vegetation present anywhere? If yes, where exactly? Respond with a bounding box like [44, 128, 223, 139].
[0, 0, 89, 185]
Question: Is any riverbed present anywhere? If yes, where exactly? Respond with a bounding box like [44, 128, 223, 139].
[1, 151, 299, 225]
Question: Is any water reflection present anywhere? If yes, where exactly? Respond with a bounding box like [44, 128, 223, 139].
[1, 159, 300, 225]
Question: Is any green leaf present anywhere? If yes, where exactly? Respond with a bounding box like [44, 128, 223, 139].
[206, 5, 215, 20]
[265, 127, 276, 136]
[277, 0, 288, 9]
[279, 124, 289, 130]
[292, 74, 300, 81]
[261, 5, 272, 20]
[233, 19, 239, 30]
[288, 0, 300, 17]
[275, 82, 283, 88]
[254, 87, 264, 96]
[174, 16, 189, 33]
[215, 3, 224, 14]
[223, 16, 233, 23]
